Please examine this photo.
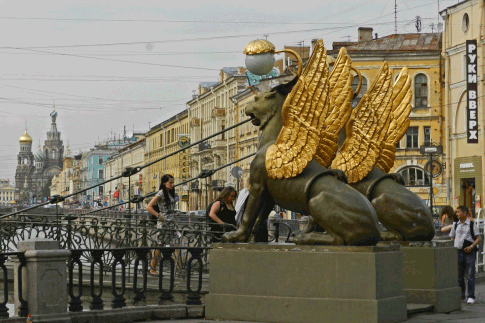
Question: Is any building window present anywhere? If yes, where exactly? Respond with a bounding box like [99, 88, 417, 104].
[414, 74, 428, 108]
[99, 186, 104, 195]
[462, 13, 469, 33]
[99, 156, 104, 164]
[352, 75, 367, 108]
[423, 127, 431, 146]
[52, 150, 57, 159]
[98, 169, 104, 179]
[398, 166, 430, 186]
[406, 127, 419, 148]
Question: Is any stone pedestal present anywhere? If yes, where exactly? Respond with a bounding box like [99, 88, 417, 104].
[380, 241, 461, 313]
[13, 238, 71, 318]
[206, 243, 407, 323]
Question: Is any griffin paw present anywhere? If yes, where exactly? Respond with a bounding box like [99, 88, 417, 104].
[222, 229, 248, 243]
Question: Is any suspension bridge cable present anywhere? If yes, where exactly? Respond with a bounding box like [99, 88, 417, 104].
[82, 152, 257, 215]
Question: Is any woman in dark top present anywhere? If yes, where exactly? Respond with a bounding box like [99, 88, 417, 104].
[208, 187, 237, 241]
[440, 205, 456, 233]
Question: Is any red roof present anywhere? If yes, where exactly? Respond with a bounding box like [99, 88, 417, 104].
[346, 33, 441, 52]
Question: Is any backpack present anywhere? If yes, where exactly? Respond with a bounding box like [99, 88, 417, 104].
[454, 221, 479, 252]
[206, 200, 225, 223]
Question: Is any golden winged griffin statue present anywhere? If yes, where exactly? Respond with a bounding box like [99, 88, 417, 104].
[224, 39, 435, 246]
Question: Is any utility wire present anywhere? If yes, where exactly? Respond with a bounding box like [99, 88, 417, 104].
[5, 21, 399, 50]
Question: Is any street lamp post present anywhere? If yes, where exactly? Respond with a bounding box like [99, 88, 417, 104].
[420, 143, 443, 217]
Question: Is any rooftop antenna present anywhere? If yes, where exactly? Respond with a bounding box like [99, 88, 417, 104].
[437, 0, 443, 32]
[341, 36, 352, 42]
[430, 23, 435, 33]
[264, 35, 268, 40]
[394, 0, 398, 34]
[416, 16, 422, 32]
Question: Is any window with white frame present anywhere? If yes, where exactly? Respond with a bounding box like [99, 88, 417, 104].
[405, 127, 419, 148]
[398, 166, 430, 186]
[99, 156, 104, 164]
[98, 169, 104, 179]
[423, 126, 431, 146]
[414, 74, 428, 108]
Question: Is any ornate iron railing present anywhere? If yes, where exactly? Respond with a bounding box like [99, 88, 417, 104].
[67, 247, 208, 311]
[0, 213, 239, 276]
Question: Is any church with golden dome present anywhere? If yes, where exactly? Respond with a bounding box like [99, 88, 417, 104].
[15, 106, 64, 202]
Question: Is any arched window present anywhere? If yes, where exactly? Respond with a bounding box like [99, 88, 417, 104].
[352, 75, 367, 108]
[45, 148, 49, 159]
[23, 158, 28, 165]
[415, 74, 428, 108]
[398, 166, 430, 186]
[52, 150, 56, 159]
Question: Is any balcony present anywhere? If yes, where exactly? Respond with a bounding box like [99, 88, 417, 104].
[212, 108, 225, 118]
[212, 139, 227, 149]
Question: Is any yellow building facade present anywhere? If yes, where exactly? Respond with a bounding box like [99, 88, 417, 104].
[187, 68, 247, 211]
[330, 31, 446, 209]
[104, 138, 146, 209]
[145, 110, 190, 211]
[0, 186, 16, 205]
[441, 0, 485, 214]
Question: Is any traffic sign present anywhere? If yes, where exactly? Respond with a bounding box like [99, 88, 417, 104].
[231, 166, 244, 179]
[428, 185, 442, 198]
[424, 160, 443, 179]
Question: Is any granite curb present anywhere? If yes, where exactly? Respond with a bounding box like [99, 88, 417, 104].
[0, 305, 204, 323]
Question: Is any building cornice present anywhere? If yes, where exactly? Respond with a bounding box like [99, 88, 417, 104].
[354, 64, 439, 70]
[347, 51, 440, 62]
[187, 75, 247, 105]
[445, 43, 466, 56]
[450, 80, 466, 90]
[440, 0, 479, 18]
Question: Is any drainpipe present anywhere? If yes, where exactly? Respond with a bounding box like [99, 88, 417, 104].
[160, 124, 166, 172]
[443, 12, 452, 204]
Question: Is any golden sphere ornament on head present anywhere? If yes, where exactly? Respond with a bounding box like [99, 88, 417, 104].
[243, 39, 302, 77]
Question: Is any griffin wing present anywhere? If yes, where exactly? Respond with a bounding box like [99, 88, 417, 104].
[376, 68, 412, 172]
[265, 39, 331, 179]
[314, 47, 353, 167]
[330, 62, 395, 183]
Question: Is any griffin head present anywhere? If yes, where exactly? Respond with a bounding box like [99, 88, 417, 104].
[245, 78, 297, 130]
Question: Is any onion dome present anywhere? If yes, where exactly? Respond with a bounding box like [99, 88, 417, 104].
[19, 129, 33, 143]
[50, 107, 58, 118]
[34, 145, 45, 161]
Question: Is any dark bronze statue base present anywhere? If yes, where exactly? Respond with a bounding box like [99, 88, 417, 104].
[206, 243, 407, 323]
[379, 240, 461, 313]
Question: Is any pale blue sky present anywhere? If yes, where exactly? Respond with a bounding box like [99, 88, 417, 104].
[0, 0, 458, 183]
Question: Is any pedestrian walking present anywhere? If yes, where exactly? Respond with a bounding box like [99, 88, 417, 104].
[146, 174, 179, 276]
[449, 205, 482, 304]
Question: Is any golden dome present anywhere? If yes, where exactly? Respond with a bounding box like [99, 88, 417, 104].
[19, 129, 33, 143]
